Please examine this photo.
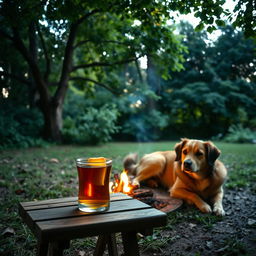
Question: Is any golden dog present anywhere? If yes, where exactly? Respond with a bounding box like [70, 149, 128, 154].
[123, 138, 227, 216]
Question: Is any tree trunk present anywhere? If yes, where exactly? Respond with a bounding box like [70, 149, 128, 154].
[42, 99, 63, 142]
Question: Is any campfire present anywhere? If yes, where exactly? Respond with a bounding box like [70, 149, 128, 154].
[109, 170, 136, 194]
[109, 170, 182, 212]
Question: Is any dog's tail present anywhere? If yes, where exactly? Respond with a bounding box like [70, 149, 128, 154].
[123, 153, 138, 176]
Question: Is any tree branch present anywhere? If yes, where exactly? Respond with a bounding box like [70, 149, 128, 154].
[29, 22, 37, 62]
[11, 27, 50, 105]
[72, 56, 140, 72]
[54, 9, 101, 105]
[76, 9, 100, 25]
[73, 39, 131, 49]
[73, 40, 91, 49]
[37, 24, 51, 82]
[69, 76, 118, 95]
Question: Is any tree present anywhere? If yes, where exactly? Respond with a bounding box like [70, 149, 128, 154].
[0, 0, 184, 142]
[210, 25, 256, 81]
[160, 23, 256, 138]
[1, 0, 254, 142]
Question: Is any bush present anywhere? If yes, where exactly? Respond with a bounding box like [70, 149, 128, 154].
[62, 104, 119, 144]
[223, 124, 256, 143]
[0, 106, 47, 149]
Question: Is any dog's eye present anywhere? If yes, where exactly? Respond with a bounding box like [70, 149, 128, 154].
[196, 151, 203, 157]
[183, 149, 188, 155]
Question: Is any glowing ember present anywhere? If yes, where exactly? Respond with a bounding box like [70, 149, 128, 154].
[110, 169, 135, 194]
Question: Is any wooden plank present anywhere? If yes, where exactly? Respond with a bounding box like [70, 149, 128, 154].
[21, 197, 77, 207]
[111, 193, 131, 200]
[36, 208, 167, 241]
[20, 193, 130, 211]
[28, 199, 151, 222]
[19, 203, 39, 238]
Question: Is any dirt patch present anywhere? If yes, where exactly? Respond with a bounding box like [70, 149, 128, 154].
[141, 188, 256, 256]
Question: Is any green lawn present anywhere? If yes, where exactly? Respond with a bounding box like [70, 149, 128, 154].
[0, 141, 256, 255]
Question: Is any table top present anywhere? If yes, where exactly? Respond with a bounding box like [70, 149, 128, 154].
[19, 193, 167, 242]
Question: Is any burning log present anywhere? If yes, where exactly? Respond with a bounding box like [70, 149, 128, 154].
[131, 189, 168, 210]
[132, 189, 153, 198]
[110, 170, 182, 212]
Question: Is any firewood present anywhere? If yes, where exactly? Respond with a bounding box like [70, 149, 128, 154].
[153, 200, 168, 210]
[132, 189, 153, 198]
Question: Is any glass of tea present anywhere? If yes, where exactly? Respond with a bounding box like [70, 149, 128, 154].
[76, 157, 112, 213]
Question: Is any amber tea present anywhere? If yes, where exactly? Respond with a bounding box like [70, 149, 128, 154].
[76, 157, 112, 212]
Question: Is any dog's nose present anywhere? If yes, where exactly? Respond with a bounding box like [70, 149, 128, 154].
[184, 159, 192, 168]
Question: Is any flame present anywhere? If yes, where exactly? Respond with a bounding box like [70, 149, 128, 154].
[121, 170, 131, 193]
[110, 169, 134, 194]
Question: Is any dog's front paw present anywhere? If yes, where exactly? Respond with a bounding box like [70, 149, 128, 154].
[199, 203, 212, 213]
[213, 204, 225, 216]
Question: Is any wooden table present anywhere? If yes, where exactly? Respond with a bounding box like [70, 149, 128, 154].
[19, 193, 167, 256]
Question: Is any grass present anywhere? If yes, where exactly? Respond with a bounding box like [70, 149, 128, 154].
[0, 141, 256, 255]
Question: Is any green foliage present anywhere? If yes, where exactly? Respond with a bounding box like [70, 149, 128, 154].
[220, 238, 247, 256]
[223, 124, 256, 143]
[139, 230, 173, 253]
[160, 23, 256, 139]
[62, 104, 119, 144]
[212, 26, 256, 81]
[0, 104, 47, 149]
[232, 0, 256, 38]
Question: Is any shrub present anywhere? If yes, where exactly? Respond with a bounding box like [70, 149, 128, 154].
[0, 106, 47, 149]
[223, 124, 256, 143]
[62, 104, 119, 144]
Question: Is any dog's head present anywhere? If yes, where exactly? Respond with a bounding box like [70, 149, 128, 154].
[175, 138, 220, 179]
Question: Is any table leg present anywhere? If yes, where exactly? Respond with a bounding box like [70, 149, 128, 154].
[122, 231, 140, 256]
[94, 234, 118, 256]
[48, 240, 70, 256]
[37, 241, 49, 256]
[94, 235, 107, 256]
[107, 234, 118, 256]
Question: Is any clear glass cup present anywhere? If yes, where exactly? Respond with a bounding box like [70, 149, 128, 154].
[76, 157, 112, 212]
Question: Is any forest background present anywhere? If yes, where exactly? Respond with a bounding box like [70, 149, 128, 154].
[0, 0, 256, 149]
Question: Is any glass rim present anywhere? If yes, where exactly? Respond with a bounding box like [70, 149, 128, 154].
[76, 157, 112, 166]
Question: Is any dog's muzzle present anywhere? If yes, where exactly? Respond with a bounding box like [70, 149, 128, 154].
[184, 159, 193, 171]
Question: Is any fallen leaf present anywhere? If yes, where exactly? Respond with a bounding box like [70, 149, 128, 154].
[247, 219, 256, 226]
[2, 227, 15, 237]
[15, 189, 25, 195]
[189, 223, 197, 229]
[206, 241, 213, 249]
[78, 251, 85, 256]
[50, 158, 59, 163]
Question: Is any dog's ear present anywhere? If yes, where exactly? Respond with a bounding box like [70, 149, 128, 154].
[175, 138, 188, 161]
[204, 141, 221, 168]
